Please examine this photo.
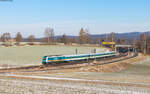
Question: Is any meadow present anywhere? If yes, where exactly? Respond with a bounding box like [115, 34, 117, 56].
[0, 45, 106, 66]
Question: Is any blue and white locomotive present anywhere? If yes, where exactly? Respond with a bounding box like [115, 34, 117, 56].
[42, 51, 116, 65]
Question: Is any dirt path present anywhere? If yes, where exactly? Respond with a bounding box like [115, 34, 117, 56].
[2, 74, 150, 87]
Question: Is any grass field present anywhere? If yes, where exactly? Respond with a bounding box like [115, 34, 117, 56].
[0, 45, 106, 66]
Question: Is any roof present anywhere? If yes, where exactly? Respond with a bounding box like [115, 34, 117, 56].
[115, 45, 132, 47]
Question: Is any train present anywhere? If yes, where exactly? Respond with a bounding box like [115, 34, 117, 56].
[42, 51, 116, 65]
[117, 47, 134, 53]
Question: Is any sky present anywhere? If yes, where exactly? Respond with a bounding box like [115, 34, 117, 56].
[0, 0, 150, 38]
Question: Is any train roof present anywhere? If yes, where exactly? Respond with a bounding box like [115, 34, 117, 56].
[45, 51, 115, 58]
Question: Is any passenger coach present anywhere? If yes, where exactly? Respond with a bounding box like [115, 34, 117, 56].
[42, 51, 116, 65]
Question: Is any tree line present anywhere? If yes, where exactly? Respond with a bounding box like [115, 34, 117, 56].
[0, 27, 129, 46]
[1, 26, 149, 54]
[135, 33, 150, 54]
[0, 27, 92, 46]
[0, 32, 35, 46]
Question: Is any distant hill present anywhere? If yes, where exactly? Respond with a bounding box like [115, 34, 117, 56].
[24, 31, 150, 42]
[58, 31, 150, 40]
[91, 31, 150, 40]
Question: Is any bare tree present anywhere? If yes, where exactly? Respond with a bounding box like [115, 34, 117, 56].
[79, 28, 84, 44]
[1, 33, 11, 46]
[15, 32, 22, 45]
[116, 38, 121, 44]
[85, 29, 91, 44]
[140, 33, 147, 41]
[121, 38, 126, 45]
[140, 33, 148, 54]
[79, 28, 91, 44]
[44, 27, 55, 44]
[109, 32, 115, 42]
[1, 33, 11, 42]
[28, 35, 35, 45]
[61, 34, 68, 45]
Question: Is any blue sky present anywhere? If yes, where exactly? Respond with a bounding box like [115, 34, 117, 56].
[0, 0, 150, 37]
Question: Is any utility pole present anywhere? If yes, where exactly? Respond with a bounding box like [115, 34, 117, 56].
[75, 49, 78, 55]
[106, 33, 108, 41]
[144, 40, 147, 54]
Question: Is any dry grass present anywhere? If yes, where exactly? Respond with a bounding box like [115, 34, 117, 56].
[80, 53, 145, 72]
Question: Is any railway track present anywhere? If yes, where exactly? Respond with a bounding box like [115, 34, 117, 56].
[0, 53, 137, 74]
